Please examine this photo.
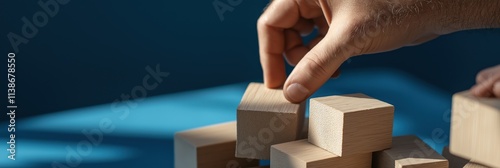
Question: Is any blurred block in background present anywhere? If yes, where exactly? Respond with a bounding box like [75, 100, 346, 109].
[450, 91, 500, 167]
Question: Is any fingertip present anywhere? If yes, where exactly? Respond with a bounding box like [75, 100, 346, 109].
[470, 85, 482, 97]
[283, 39, 345, 104]
[470, 83, 492, 97]
[284, 83, 310, 103]
[264, 77, 285, 89]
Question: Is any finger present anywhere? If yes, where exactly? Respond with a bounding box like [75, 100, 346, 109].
[296, 0, 324, 19]
[493, 81, 500, 98]
[470, 83, 492, 97]
[476, 65, 500, 83]
[470, 74, 500, 97]
[476, 70, 489, 84]
[258, 0, 300, 88]
[283, 30, 349, 103]
[292, 18, 315, 36]
[476, 67, 493, 83]
[307, 16, 328, 49]
[284, 29, 309, 66]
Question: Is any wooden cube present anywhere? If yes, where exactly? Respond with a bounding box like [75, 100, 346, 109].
[464, 162, 490, 168]
[271, 139, 372, 168]
[450, 91, 500, 167]
[174, 122, 259, 168]
[308, 93, 394, 156]
[236, 83, 305, 159]
[373, 135, 448, 168]
[442, 146, 469, 168]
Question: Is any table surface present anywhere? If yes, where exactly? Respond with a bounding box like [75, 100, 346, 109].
[0, 68, 453, 168]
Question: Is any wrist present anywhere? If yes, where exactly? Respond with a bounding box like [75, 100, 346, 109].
[436, 0, 500, 34]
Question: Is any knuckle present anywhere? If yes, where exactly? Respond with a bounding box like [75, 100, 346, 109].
[257, 16, 267, 29]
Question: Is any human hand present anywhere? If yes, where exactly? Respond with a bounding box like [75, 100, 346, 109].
[471, 65, 500, 98]
[257, 0, 500, 103]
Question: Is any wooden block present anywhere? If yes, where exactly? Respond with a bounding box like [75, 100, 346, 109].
[308, 93, 394, 156]
[450, 91, 500, 167]
[236, 83, 305, 159]
[271, 139, 372, 168]
[373, 135, 448, 168]
[442, 146, 469, 168]
[463, 162, 491, 168]
[174, 122, 258, 168]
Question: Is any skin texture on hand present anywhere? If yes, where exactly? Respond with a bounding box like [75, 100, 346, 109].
[257, 0, 500, 103]
[471, 65, 500, 98]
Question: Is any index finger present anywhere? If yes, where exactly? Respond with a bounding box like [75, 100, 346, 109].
[257, 0, 300, 88]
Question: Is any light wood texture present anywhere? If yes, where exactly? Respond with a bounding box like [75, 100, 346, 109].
[236, 83, 305, 159]
[271, 139, 372, 168]
[463, 162, 490, 168]
[174, 122, 258, 168]
[442, 146, 469, 168]
[308, 93, 394, 156]
[373, 135, 448, 168]
[450, 91, 500, 168]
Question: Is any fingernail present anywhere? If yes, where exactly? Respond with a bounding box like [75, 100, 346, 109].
[285, 83, 310, 103]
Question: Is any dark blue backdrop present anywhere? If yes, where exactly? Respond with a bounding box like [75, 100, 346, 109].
[1, 0, 499, 120]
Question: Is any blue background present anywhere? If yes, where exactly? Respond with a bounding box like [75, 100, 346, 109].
[0, 0, 499, 167]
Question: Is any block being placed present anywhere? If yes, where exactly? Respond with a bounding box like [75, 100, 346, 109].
[373, 135, 448, 168]
[236, 83, 305, 159]
[271, 139, 372, 168]
[308, 93, 394, 156]
[174, 122, 258, 168]
[450, 91, 500, 167]
[442, 146, 469, 168]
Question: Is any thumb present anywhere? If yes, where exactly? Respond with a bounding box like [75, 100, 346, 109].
[283, 36, 348, 103]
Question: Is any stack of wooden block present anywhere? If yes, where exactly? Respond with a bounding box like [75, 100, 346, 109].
[174, 83, 450, 168]
[443, 91, 500, 168]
